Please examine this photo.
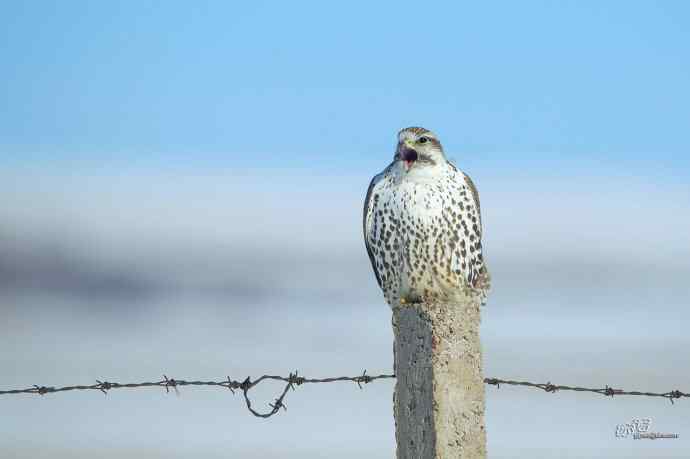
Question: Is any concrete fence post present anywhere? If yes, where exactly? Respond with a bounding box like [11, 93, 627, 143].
[392, 298, 486, 459]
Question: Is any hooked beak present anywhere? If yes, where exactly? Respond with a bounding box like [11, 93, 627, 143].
[398, 141, 418, 171]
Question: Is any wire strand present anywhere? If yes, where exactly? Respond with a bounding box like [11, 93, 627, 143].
[1, 372, 686, 418]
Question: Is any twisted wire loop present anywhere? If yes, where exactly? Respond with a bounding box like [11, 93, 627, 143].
[1, 373, 687, 417]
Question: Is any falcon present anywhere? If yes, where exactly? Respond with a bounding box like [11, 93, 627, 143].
[363, 127, 490, 307]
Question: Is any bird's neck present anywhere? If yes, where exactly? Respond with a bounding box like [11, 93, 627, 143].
[394, 161, 448, 186]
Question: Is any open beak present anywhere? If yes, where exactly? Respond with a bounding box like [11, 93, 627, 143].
[398, 142, 418, 171]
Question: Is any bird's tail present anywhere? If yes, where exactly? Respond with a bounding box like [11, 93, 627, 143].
[476, 267, 491, 307]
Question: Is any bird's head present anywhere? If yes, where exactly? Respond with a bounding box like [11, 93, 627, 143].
[395, 127, 446, 172]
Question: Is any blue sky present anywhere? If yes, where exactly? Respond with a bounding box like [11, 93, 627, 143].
[2, 1, 689, 177]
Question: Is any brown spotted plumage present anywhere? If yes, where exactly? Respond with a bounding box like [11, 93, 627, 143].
[363, 127, 490, 307]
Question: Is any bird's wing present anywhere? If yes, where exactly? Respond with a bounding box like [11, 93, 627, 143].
[463, 173, 483, 234]
[449, 165, 490, 294]
[363, 172, 384, 289]
[449, 161, 482, 234]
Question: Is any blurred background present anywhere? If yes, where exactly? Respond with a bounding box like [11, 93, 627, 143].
[1, 1, 689, 458]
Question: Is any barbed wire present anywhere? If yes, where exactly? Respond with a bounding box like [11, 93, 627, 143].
[0, 372, 686, 418]
[0, 370, 393, 418]
[484, 378, 688, 404]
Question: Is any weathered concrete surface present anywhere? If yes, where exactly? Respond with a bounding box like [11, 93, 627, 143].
[392, 299, 486, 459]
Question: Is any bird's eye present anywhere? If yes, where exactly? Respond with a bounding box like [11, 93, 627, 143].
[418, 136, 429, 144]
